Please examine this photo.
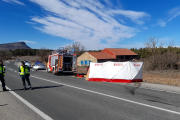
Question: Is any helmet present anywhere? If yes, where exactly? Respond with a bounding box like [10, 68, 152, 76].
[21, 61, 25, 65]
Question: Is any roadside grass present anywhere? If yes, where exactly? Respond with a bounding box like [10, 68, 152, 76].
[143, 70, 180, 86]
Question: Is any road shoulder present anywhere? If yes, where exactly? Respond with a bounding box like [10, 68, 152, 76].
[0, 87, 44, 120]
[117, 82, 180, 94]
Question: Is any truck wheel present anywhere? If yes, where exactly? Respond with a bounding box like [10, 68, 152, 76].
[47, 67, 49, 73]
[53, 68, 56, 75]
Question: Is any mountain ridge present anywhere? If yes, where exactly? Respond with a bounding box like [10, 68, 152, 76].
[0, 42, 31, 51]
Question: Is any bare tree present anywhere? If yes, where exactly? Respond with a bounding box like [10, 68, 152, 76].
[65, 42, 86, 57]
[168, 39, 175, 47]
[144, 37, 177, 70]
[159, 39, 164, 48]
[144, 37, 159, 57]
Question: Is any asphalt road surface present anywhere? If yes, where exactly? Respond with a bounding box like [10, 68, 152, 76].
[3, 61, 180, 120]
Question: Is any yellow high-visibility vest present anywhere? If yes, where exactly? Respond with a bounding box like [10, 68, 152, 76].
[0, 66, 5, 76]
[24, 66, 30, 74]
[20, 66, 30, 75]
[20, 66, 25, 75]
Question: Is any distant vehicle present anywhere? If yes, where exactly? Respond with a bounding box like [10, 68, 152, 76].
[25, 61, 31, 68]
[47, 48, 77, 75]
[33, 63, 46, 71]
[35, 61, 41, 65]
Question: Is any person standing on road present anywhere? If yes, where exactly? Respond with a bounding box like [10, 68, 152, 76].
[19, 61, 32, 90]
[0, 60, 9, 91]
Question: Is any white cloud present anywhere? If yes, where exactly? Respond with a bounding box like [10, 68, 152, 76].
[118, 19, 126, 24]
[157, 6, 180, 27]
[19, 40, 36, 43]
[29, 0, 149, 50]
[25, 21, 36, 24]
[142, 27, 148, 30]
[2, 0, 25, 6]
[117, 42, 145, 49]
[109, 10, 150, 25]
[157, 20, 167, 27]
[103, 0, 111, 5]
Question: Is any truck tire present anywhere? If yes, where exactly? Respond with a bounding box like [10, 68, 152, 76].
[47, 67, 49, 73]
[53, 68, 56, 75]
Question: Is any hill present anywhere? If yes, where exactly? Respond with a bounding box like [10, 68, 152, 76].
[0, 42, 31, 51]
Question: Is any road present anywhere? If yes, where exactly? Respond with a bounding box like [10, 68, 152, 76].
[2, 61, 180, 120]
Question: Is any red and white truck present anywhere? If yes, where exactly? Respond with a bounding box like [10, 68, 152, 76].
[46, 48, 77, 74]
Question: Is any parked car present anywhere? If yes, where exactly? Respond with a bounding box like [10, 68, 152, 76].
[25, 61, 31, 68]
[32, 63, 46, 71]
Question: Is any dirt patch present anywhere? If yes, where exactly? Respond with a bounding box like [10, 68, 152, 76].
[143, 70, 180, 86]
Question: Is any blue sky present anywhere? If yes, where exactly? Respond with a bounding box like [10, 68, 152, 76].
[0, 0, 180, 50]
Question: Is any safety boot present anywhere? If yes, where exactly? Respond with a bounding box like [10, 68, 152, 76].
[23, 87, 26, 91]
[28, 86, 33, 90]
[3, 88, 9, 91]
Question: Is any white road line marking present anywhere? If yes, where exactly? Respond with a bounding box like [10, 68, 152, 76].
[6, 66, 180, 95]
[6, 65, 180, 115]
[1, 67, 53, 119]
[31, 75, 180, 115]
[1, 84, 53, 120]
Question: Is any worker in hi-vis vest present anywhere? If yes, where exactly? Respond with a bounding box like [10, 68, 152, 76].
[19, 61, 32, 90]
[0, 60, 8, 91]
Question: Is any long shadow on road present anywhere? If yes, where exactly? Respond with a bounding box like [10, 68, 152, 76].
[55, 72, 75, 76]
[9, 85, 64, 91]
[0, 104, 8, 106]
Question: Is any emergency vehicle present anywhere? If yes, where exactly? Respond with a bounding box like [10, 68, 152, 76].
[46, 48, 77, 74]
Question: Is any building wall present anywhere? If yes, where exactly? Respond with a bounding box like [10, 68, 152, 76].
[98, 55, 138, 62]
[77, 52, 97, 66]
[116, 55, 138, 61]
[77, 52, 138, 66]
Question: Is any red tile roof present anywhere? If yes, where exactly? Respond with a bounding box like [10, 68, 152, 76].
[102, 48, 138, 56]
[87, 48, 137, 60]
[87, 52, 116, 59]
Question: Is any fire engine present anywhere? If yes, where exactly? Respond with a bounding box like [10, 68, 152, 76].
[46, 48, 77, 74]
